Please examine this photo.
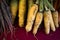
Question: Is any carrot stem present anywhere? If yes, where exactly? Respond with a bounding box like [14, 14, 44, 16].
[44, 0, 55, 11]
[39, 0, 44, 12]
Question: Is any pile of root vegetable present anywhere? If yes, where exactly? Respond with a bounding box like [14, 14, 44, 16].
[0, 0, 59, 39]
[18, 0, 59, 35]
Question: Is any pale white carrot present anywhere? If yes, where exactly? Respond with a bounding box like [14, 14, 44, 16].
[52, 11, 59, 28]
[33, 12, 43, 35]
[48, 10, 56, 32]
[44, 10, 50, 34]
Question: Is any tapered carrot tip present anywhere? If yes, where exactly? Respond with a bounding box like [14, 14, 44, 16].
[25, 24, 32, 32]
[33, 27, 38, 35]
[52, 27, 56, 32]
[19, 19, 24, 27]
[44, 22, 50, 34]
[51, 25, 56, 32]
[46, 29, 50, 34]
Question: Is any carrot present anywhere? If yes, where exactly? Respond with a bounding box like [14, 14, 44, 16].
[44, 0, 56, 34]
[10, 0, 18, 24]
[43, 0, 50, 34]
[44, 7, 55, 34]
[52, 11, 59, 28]
[18, 0, 26, 27]
[48, 10, 56, 32]
[33, 0, 43, 35]
[44, 10, 50, 34]
[33, 12, 43, 35]
[46, 0, 56, 31]
[48, 0, 59, 28]
[25, 4, 38, 32]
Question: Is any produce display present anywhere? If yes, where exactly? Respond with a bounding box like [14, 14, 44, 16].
[0, 0, 59, 39]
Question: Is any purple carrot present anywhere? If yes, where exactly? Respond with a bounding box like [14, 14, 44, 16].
[1, 1, 14, 40]
[2, 0, 12, 23]
[0, 9, 7, 39]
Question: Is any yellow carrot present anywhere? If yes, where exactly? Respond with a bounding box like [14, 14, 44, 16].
[18, 0, 26, 27]
[43, 0, 56, 34]
[10, 0, 18, 24]
[25, 4, 38, 32]
[48, 10, 56, 32]
[52, 11, 59, 28]
[44, 10, 50, 34]
[33, 12, 43, 35]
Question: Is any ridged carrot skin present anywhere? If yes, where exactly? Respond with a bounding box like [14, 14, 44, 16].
[52, 11, 59, 28]
[10, 0, 18, 24]
[48, 10, 56, 32]
[33, 12, 43, 35]
[44, 11, 50, 34]
[25, 4, 38, 32]
[19, 0, 26, 27]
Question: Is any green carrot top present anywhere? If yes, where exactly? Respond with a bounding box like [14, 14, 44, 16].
[39, 0, 44, 12]
[45, 0, 55, 11]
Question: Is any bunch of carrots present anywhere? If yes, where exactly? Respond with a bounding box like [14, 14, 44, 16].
[0, 0, 59, 39]
[8, 0, 60, 35]
[18, 0, 59, 35]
